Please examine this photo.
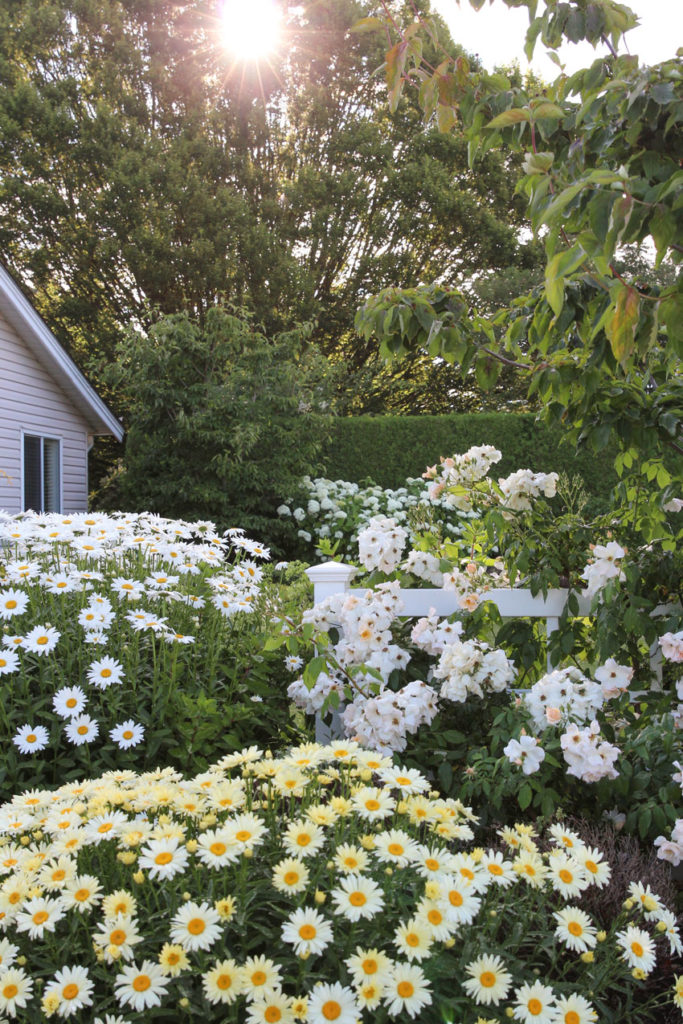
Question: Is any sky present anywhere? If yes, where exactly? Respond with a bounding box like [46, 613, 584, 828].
[430, 0, 682, 78]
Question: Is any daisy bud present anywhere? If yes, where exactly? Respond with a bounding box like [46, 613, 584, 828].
[361, 835, 376, 850]
[581, 952, 595, 963]
[117, 851, 136, 865]
[444, 938, 455, 948]
[299, 950, 310, 960]
[107, 944, 122, 960]
[32, 830, 43, 840]
[397, 800, 408, 814]
[385, 868, 393, 876]
[182, 892, 191, 901]
[133, 870, 145, 884]
[623, 898, 635, 910]
[42, 993, 61, 1017]
[266, 750, 273, 759]
[596, 931, 607, 941]
[244, 849, 254, 859]
[489, 911, 497, 918]
[360, 769, 372, 781]
[656, 921, 668, 933]
[179, 998, 190, 1008]
[20, 835, 30, 845]
[314, 890, 326, 904]
[17, 956, 27, 966]
[632, 968, 646, 980]
[185, 840, 198, 853]
[505, 1010, 515, 1019]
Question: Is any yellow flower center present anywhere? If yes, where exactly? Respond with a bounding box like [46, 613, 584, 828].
[362, 958, 378, 974]
[584, 860, 598, 874]
[425, 858, 439, 871]
[388, 843, 404, 856]
[3, 984, 18, 999]
[122, 731, 134, 740]
[299, 924, 316, 940]
[5, 600, 16, 609]
[98, 823, 114, 833]
[322, 1001, 341, 1020]
[133, 975, 151, 992]
[488, 863, 504, 876]
[155, 852, 173, 865]
[235, 830, 251, 842]
[397, 981, 415, 997]
[77, 725, 89, 735]
[559, 869, 573, 884]
[631, 941, 644, 957]
[365, 799, 380, 811]
[26, 733, 37, 744]
[296, 834, 311, 846]
[565, 1013, 580, 1024]
[66, 699, 77, 708]
[33, 910, 49, 925]
[480, 971, 496, 988]
[251, 970, 267, 986]
[210, 842, 227, 856]
[449, 891, 463, 907]
[349, 891, 367, 907]
[110, 929, 127, 945]
[187, 918, 205, 935]
[428, 909, 442, 925]
[405, 932, 419, 947]
[284, 871, 299, 886]
[100, 669, 112, 678]
[37, 636, 49, 645]
[52, 869, 66, 881]
[528, 998, 543, 1015]
[265, 1009, 281, 1023]
[568, 921, 583, 936]
[62, 983, 79, 1003]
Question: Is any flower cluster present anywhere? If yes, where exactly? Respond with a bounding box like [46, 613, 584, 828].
[358, 517, 408, 575]
[580, 541, 626, 599]
[524, 667, 617, 732]
[423, 446, 502, 510]
[278, 476, 468, 560]
[560, 721, 621, 783]
[0, 511, 270, 786]
[0, 745, 679, 1022]
[497, 469, 559, 512]
[433, 638, 516, 704]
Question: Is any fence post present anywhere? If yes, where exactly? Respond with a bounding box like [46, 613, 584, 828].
[305, 561, 357, 604]
[305, 562, 357, 743]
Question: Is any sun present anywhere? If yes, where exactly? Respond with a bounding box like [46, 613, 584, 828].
[219, 0, 283, 60]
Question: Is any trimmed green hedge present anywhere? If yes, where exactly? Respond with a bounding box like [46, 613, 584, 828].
[321, 413, 618, 504]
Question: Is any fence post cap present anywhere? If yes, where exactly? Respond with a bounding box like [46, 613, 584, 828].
[305, 561, 358, 584]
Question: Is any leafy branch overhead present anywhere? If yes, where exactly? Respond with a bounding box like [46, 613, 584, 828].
[353, 0, 682, 456]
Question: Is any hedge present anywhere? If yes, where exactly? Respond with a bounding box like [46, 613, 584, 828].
[320, 413, 618, 504]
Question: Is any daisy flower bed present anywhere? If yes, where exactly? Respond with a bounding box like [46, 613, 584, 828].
[0, 511, 291, 793]
[0, 743, 680, 1023]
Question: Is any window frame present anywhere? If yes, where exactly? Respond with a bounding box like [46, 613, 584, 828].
[21, 431, 63, 513]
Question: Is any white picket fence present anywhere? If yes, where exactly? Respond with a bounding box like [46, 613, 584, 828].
[304, 560, 665, 741]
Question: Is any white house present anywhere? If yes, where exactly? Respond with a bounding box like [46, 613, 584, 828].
[0, 263, 123, 514]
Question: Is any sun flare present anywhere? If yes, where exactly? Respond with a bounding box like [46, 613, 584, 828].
[219, 0, 283, 60]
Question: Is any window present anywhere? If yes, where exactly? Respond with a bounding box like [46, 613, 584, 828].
[23, 435, 61, 512]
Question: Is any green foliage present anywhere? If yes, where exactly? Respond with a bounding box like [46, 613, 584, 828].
[353, 1, 682, 473]
[103, 307, 330, 544]
[322, 412, 617, 505]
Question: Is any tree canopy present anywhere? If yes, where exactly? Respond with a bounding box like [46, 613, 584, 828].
[0, 0, 537, 411]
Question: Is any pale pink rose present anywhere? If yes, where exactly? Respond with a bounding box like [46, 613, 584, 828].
[458, 593, 480, 612]
[545, 706, 562, 725]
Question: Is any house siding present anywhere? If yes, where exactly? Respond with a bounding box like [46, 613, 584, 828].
[0, 310, 91, 514]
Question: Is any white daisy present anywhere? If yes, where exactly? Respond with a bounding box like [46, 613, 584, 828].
[281, 907, 333, 957]
[0, 966, 33, 1017]
[12, 724, 49, 755]
[307, 982, 359, 1024]
[554, 907, 597, 953]
[0, 589, 28, 620]
[64, 714, 99, 746]
[202, 958, 243, 1005]
[43, 965, 94, 1018]
[463, 953, 512, 1006]
[138, 837, 189, 880]
[615, 925, 657, 973]
[23, 624, 60, 655]
[330, 874, 385, 922]
[109, 721, 145, 750]
[383, 962, 432, 1019]
[87, 656, 124, 689]
[0, 649, 19, 676]
[114, 960, 169, 1012]
[170, 901, 222, 952]
[15, 895, 66, 939]
[52, 687, 87, 719]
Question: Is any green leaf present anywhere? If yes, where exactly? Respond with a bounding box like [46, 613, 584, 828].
[486, 108, 531, 130]
[436, 104, 457, 133]
[531, 102, 565, 120]
[650, 207, 676, 268]
[606, 284, 641, 365]
[544, 246, 586, 317]
[518, 783, 532, 810]
[349, 16, 384, 33]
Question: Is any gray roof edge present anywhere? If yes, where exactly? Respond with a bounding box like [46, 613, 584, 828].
[0, 264, 124, 441]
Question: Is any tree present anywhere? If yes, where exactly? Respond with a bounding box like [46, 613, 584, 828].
[0, 1, 537, 403]
[103, 307, 330, 542]
[354, 0, 681, 541]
